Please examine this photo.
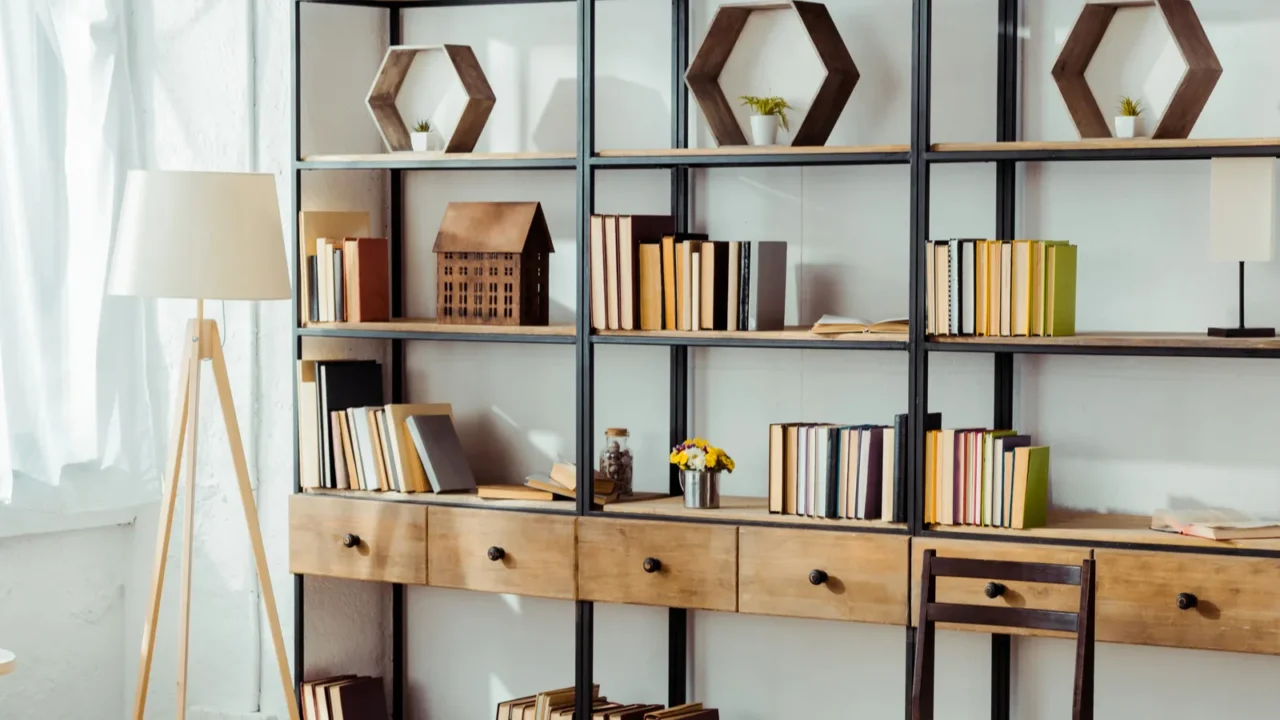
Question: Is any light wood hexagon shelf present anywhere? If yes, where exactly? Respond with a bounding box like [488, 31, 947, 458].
[684, 1, 859, 147]
[366, 44, 496, 153]
[1051, 0, 1221, 140]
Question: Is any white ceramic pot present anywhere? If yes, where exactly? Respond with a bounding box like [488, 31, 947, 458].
[750, 114, 778, 146]
[426, 130, 444, 152]
[410, 131, 429, 152]
[1114, 116, 1139, 139]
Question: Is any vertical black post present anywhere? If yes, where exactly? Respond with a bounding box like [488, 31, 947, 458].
[387, 10, 407, 720]
[290, 0, 305, 710]
[991, 1, 1018, 718]
[575, 0, 597, 717]
[667, 0, 691, 707]
[1238, 261, 1246, 329]
[907, 1, 931, 714]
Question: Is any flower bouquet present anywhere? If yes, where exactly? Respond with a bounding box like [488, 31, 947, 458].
[670, 438, 733, 509]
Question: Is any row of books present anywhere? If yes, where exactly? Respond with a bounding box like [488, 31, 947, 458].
[927, 239, 1078, 337]
[925, 428, 1049, 529]
[304, 236, 390, 323]
[766, 414, 939, 522]
[498, 685, 718, 720]
[301, 675, 385, 720]
[588, 214, 787, 332]
[298, 359, 476, 493]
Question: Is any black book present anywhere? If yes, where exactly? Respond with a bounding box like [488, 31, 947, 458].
[701, 240, 731, 331]
[316, 361, 383, 488]
[891, 411, 942, 523]
[825, 426, 841, 519]
[333, 247, 345, 322]
[738, 242, 750, 331]
[307, 255, 320, 323]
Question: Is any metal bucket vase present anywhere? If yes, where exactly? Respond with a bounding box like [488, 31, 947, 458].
[681, 470, 721, 509]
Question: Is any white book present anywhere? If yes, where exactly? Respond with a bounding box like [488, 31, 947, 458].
[856, 429, 872, 519]
[726, 240, 740, 332]
[691, 250, 702, 333]
[806, 427, 818, 517]
[815, 429, 830, 519]
[960, 240, 975, 335]
[880, 427, 896, 521]
[993, 437, 1006, 526]
[318, 239, 333, 322]
[982, 433, 994, 526]
[796, 427, 809, 517]
[680, 241, 694, 331]
[379, 409, 401, 491]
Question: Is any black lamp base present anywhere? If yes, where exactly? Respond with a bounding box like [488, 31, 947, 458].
[1207, 326, 1276, 338]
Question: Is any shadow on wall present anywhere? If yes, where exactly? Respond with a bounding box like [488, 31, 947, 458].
[534, 76, 669, 151]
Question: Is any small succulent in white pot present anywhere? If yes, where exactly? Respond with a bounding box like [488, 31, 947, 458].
[1115, 96, 1142, 139]
[410, 119, 432, 151]
[739, 95, 794, 146]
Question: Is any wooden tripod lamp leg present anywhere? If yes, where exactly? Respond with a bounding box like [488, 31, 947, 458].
[132, 320, 197, 720]
[208, 322, 303, 720]
[175, 303, 206, 720]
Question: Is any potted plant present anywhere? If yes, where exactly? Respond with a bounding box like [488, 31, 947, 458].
[670, 438, 734, 509]
[410, 119, 433, 151]
[1115, 96, 1143, 139]
[739, 95, 793, 146]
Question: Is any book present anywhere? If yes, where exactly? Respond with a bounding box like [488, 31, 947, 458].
[924, 429, 937, 524]
[497, 695, 537, 720]
[699, 240, 729, 330]
[737, 241, 750, 331]
[948, 239, 961, 335]
[372, 408, 394, 490]
[925, 242, 936, 335]
[959, 239, 975, 334]
[477, 485, 554, 501]
[796, 425, 810, 516]
[862, 427, 884, 519]
[783, 424, 800, 514]
[1012, 239, 1032, 335]
[679, 241, 697, 331]
[726, 241, 740, 331]
[933, 242, 949, 335]
[1045, 243, 1078, 337]
[810, 315, 908, 335]
[1152, 508, 1280, 541]
[385, 403, 453, 493]
[333, 246, 345, 321]
[662, 235, 678, 329]
[378, 408, 400, 491]
[881, 421, 897, 521]
[604, 216, 621, 329]
[837, 427, 852, 519]
[638, 243, 664, 330]
[982, 430, 1015, 526]
[318, 239, 333, 322]
[298, 361, 322, 490]
[974, 240, 988, 335]
[999, 241, 1012, 336]
[330, 412, 350, 490]
[339, 411, 359, 491]
[330, 676, 387, 720]
[343, 237, 391, 323]
[618, 215, 675, 330]
[590, 215, 608, 330]
[691, 248, 702, 332]
[315, 360, 382, 488]
[307, 256, 320, 323]
[407, 414, 476, 493]
[746, 241, 787, 331]
[349, 409, 380, 491]
[299, 211, 370, 325]
[995, 434, 1032, 526]
[768, 424, 785, 513]
[986, 240, 1002, 336]
[1010, 445, 1050, 529]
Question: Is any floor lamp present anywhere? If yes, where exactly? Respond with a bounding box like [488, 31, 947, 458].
[109, 170, 300, 720]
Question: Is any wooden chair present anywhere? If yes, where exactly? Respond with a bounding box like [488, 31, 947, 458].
[911, 550, 1096, 720]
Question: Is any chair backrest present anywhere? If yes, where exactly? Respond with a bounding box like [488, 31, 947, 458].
[911, 550, 1096, 720]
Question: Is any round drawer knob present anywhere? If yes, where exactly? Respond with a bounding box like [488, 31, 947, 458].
[341, 533, 360, 549]
[642, 557, 662, 574]
[487, 546, 505, 562]
[808, 569, 829, 586]
[1177, 592, 1198, 611]
[984, 582, 1006, 599]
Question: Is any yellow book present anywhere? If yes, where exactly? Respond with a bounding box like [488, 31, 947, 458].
[924, 429, 937, 525]
[987, 241, 1002, 336]
[975, 240, 988, 336]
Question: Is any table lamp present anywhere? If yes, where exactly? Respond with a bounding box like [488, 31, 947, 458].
[1208, 157, 1276, 338]
[109, 170, 300, 720]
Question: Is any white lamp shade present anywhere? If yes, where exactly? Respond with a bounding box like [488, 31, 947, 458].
[1209, 157, 1276, 263]
[108, 170, 290, 300]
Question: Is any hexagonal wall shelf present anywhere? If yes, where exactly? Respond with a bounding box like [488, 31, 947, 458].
[685, 1, 859, 147]
[366, 44, 496, 153]
[1051, 0, 1221, 139]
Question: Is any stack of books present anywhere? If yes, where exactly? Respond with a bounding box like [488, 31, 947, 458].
[304, 236, 390, 323]
[924, 428, 1050, 529]
[927, 238, 1077, 337]
[767, 414, 934, 523]
[297, 358, 477, 494]
[496, 685, 718, 720]
[588, 214, 787, 332]
[301, 675, 385, 720]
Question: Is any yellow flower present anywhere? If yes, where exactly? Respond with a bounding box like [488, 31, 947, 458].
[725, 457, 735, 472]
[693, 437, 708, 449]
[669, 450, 680, 464]
[706, 449, 721, 467]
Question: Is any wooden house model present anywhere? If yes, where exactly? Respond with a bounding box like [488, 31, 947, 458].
[433, 201, 554, 326]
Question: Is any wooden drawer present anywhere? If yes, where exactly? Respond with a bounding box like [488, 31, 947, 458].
[1096, 550, 1280, 655]
[577, 518, 737, 611]
[739, 528, 909, 625]
[911, 539, 1090, 638]
[289, 494, 427, 584]
[427, 507, 577, 600]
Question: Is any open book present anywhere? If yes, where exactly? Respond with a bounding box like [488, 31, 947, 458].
[1151, 507, 1280, 541]
[810, 314, 909, 335]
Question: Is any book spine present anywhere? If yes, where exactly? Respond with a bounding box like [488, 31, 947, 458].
[307, 255, 319, 323]
[333, 248, 345, 322]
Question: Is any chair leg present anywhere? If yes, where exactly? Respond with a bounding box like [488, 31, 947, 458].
[131, 325, 195, 720]
[912, 550, 937, 720]
[1074, 559, 1097, 720]
[208, 326, 303, 720]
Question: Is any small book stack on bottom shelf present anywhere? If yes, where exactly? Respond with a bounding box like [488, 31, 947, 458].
[497, 684, 719, 720]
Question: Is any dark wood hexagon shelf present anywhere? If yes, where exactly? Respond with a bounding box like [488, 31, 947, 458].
[685, 1, 859, 147]
[1051, 0, 1221, 140]
[366, 44, 496, 153]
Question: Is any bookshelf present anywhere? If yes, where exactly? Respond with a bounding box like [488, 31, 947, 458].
[290, 1, 1280, 718]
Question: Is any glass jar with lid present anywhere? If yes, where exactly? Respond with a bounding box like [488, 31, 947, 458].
[598, 428, 633, 497]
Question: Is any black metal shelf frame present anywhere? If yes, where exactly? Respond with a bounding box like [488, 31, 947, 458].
[289, 1, 1280, 719]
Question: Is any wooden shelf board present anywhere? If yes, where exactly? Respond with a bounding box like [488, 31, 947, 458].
[929, 332, 1280, 351]
[596, 327, 908, 347]
[304, 488, 578, 514]
[932, 138, 1280, 153]
[603, 494, 906, 531]
[598, 145, 909, 158]
[302, 319, 576, 336]
[928, 511, 1280, 552]
[302, 151, 576, 163]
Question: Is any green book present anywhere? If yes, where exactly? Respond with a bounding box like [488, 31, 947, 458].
[1045, 244, 1077, 337]
[1012, 446, 1051, 529]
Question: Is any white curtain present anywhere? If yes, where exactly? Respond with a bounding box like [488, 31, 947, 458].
[0, 0, 161, 506]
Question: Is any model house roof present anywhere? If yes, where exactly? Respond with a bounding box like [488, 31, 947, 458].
[432, 201, 554, 255]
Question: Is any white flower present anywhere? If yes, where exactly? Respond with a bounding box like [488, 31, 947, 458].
[685, 446, 706, 471]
